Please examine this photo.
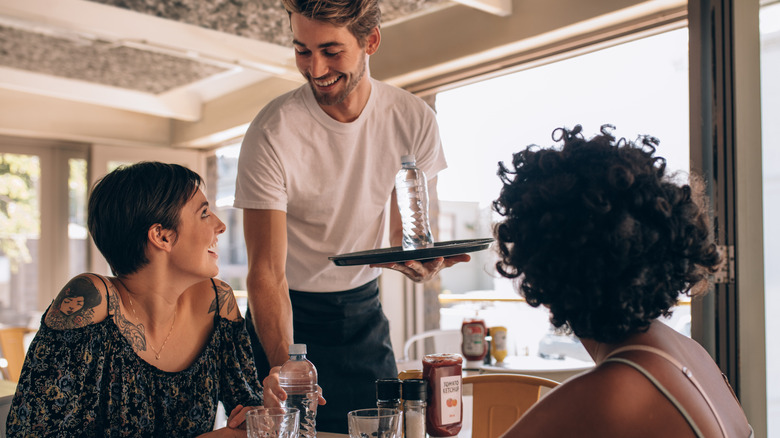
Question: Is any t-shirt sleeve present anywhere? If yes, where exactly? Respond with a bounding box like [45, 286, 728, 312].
[233, 119, 288, 212]
[413, 104, 447, 179]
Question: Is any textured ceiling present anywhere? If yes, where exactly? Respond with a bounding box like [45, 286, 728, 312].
[0, 24, 228, 93]
[0, 0, 449, 95]
[90, 0, 448, 46]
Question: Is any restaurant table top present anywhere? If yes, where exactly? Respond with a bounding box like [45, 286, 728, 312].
[480, 354, 594, 382]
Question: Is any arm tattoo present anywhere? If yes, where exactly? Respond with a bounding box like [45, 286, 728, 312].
[208, 281, 237, 317]
[45, 276, 102, 330]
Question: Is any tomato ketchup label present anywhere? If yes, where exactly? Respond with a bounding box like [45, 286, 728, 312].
[438, 375, 462, 425]
[423, 353, 463, 436]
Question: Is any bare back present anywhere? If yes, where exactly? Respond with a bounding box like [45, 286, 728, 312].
[504, 322, 751, 438]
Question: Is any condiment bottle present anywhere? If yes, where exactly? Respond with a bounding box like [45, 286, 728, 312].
[483, 327, 492, 365]
[422, 353, 462, 437]
[402, 379, 427, 438]
[461, 318, 488, 368]
[490, 326, 508, 363]
[376, 378, 403, 411]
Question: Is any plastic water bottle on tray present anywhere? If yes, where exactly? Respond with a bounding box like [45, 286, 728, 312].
[395, 154, 434, 250]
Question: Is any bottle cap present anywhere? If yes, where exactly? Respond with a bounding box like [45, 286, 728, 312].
[289, 344, 306, 355]
[376, 378, 401, 400]
[400, 155, 416, 165]
[401, 379, 427, 401]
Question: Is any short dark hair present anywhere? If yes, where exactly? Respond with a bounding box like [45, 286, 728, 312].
[492, 125, 721, 344]
[281, 0, 381, 45]
[87, 162, 202, 276]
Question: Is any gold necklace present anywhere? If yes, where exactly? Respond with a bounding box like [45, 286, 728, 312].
[117, 278, 177, 360]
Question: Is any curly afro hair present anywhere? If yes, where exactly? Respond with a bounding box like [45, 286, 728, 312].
[492, 125, 721, 344]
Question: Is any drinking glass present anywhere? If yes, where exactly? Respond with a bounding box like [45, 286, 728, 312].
[246, 407, 300, 438]
[347, 408, 401, 438]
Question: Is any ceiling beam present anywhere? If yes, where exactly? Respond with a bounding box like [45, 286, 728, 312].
[451, 0, 512, 16]
[0, 0, 301, 80]
[0, 66, 204, 121]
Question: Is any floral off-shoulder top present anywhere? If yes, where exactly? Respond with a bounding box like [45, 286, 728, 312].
[6, 278, 263, 437]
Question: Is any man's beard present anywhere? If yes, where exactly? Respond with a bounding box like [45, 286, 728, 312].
[309, 55, 366, 106]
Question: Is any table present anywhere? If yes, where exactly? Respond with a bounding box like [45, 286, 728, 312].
[480, 354, 594, 383]
[325, 391, 475, 438]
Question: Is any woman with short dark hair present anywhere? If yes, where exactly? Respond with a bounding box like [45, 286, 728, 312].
[495, 125, 752, 437]
[7, 162, 262, 437]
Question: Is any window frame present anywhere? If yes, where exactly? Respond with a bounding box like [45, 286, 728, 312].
[687, 0, 766, 433]
[0, 136, 88, 310]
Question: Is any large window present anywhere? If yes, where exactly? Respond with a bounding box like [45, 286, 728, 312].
[0, 141, 88, 328]
[760, 1, 780, 434]
[208, 143, 248, 292]
[0, 153, 41, 326]
[433, 28, 691, 358]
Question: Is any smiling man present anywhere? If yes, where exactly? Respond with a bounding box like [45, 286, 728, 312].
[233, 0, 469, 432]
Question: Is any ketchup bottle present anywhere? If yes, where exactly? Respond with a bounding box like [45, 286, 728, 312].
[461, 318, 488, 368]
[422, 353, 462, 437]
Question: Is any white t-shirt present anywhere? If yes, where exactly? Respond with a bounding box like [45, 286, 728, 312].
[234, 78, 447, 292]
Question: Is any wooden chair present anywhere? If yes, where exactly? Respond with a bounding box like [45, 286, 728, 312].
[464, 373, 560, 438]
[0, 327, 33, 382]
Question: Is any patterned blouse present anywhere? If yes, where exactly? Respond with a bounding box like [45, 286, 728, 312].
[6, 281, 263, 437]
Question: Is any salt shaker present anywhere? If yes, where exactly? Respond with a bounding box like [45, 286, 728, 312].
[402, 379, 427, 438]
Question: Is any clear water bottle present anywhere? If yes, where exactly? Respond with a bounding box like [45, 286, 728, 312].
[279, 344, 318, 438]
[395, 155, 435, 250]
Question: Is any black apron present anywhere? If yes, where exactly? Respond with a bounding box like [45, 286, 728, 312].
[245, 279, 398, 433]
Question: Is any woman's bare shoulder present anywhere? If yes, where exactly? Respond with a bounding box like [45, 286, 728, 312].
[200, 278, 243, 322]
[506, 365, 667, 437]
[43, 273, 110, 330]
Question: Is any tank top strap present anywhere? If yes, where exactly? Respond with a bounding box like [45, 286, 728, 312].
[210, 278, 219, 323]
[85, 272, 113, 315]
[603, 344, 727, 438]
[603, 356, 706, 438]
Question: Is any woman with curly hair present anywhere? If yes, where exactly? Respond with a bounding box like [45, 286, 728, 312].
[494, 125, 752, 437]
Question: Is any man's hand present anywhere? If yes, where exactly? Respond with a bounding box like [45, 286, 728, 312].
[370, 254, 471, 282]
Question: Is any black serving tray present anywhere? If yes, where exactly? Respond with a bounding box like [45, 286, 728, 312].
[329, 238, 494, 266]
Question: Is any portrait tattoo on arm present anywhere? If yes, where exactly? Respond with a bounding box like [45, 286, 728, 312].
[208, 281, 237, 317]
[46, 276, 102, 330]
